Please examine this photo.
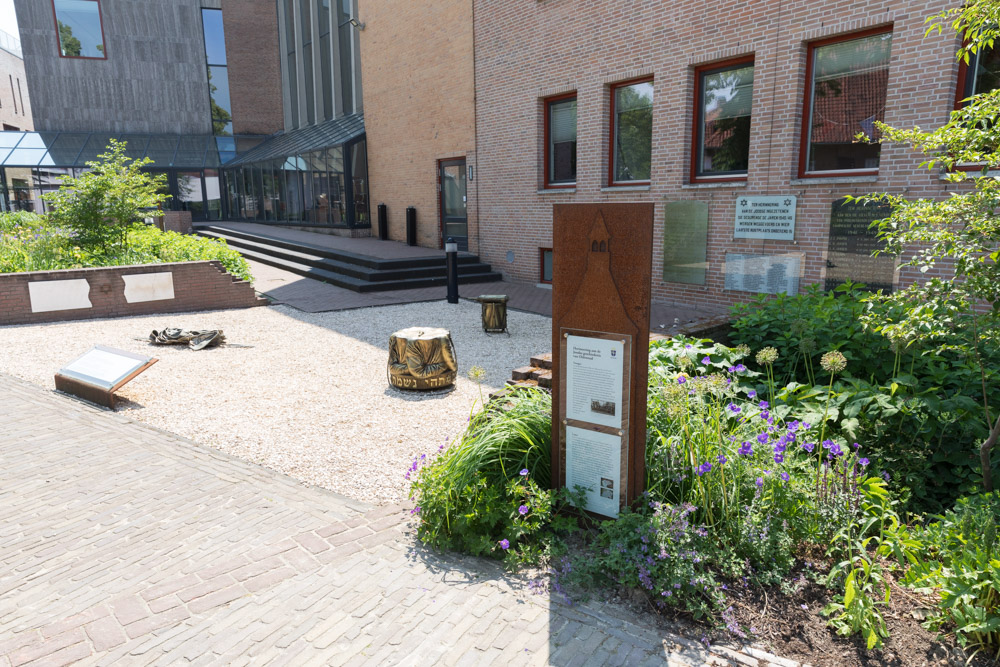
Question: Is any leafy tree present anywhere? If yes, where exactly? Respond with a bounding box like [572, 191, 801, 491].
[57, 21, 81, 57]
[43, 140, 170, 256]
[859, 0, 1000, 491]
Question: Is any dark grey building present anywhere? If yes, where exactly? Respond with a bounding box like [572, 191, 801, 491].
[3, 0, 369, 233]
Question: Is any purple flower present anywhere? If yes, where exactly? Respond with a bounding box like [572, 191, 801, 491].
[738, 441, 754, 456]
[727, 403, 741, 414]
[499, 539, 510, 550]
[717, 454, 727, 465]
[757, 433, 769, 444]
[759, 401, 769, 409]
[728, 366, 736, 373]
[735, 364, 747, 372]
[411, 506, 422, 514]
[802, 442, 815, 453]
[696, 462, 713, 476]
[852, 442, 861, 450]
[774, 453, 784, 464]
[685, 344, 693, 349]
[787, 421, 801, 432]
[822, 439, 834, 450]
[828, 443, 844, 457]
[702, 356, 711, 365]
[677, 376, 687, 385]
[780, 472, 790, 482]
[858, 458, 870, 467]
[881, 470, 890, 482]
[519, 469, 529, 476]
[748, 390, 757, 398]
[518, 505, 529, 515]
[755, 477, 764, 488]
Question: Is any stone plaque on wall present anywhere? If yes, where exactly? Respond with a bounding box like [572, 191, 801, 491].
[734, 195, 797, 240]
[724, 253, 801, 295]
[663, 201, 708, 285]
[825, 198, 895, 292]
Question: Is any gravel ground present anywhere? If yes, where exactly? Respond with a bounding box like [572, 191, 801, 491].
[0, 301, 552, 505]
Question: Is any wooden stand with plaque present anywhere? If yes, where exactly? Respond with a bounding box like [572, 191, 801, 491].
[551, 204, 653, 518]
[55, 345, 158, 410]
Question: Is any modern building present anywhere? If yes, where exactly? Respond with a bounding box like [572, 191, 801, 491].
[358, 0, 477, 250]
[7, 0, 370, 234]
[0, 28, 34, 213]
[471, 0, 968, 307]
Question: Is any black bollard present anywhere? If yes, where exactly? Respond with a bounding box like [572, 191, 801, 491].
[405, 207, 417, 246]
[377, 203, 388, 240]
[446, 237, 459, 304]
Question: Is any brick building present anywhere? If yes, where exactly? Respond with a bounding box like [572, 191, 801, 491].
[472, 0, 968, 307]
[358, 0, 477, 251]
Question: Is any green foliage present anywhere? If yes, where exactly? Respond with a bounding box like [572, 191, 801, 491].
[732, 286, 1000, 510]
[0, 212, 86, 273]
[900, 493, 1000, 661]
[43, 139, 169, 255]
[122, 224, 252, 282]
[408, 387, 573, 567]
[0, 211, 252, 282]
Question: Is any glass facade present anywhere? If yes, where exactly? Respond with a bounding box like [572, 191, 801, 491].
[201, 8, 233, 136]
[223, 136, 367, 227]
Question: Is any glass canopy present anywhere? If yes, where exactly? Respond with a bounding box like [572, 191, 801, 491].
[0, 131, 265, 169]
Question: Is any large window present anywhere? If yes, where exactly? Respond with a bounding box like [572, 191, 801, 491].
[801, 28, 892, 177]
[957, 47, 1000, 106]
[53, 0, 106, 59]
[544, 93, 576, 188]
[692, 57, 754, 181]
[202, 9, 232, 136]
[610, 78, 653, 185]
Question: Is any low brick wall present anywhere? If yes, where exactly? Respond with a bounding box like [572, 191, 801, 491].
[0, 261, 267, 327]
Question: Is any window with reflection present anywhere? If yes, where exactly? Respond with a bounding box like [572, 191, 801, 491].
[53, 0, 105, 59]
[201, 9, 232, 136]
[610, 78, 653, 184]
[694, 58, 754, 180]
[957, 47, 1000, 104]
[545, 94, 576, 187]
[802, 29, 892, 175]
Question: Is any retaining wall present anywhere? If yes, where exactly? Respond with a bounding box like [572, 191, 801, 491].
[0, 261, 267, 327]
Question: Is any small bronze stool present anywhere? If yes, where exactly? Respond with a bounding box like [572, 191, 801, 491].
[475, 295, 509, 334]
[387, 327, 458, 390]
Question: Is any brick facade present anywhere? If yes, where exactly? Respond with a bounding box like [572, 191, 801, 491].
[223, 0, 284, 136]
[0, 261, 266, 327]
[473, 0, 961, 308]
[358, 0, 477, 250]
[0, 42, 32, 132]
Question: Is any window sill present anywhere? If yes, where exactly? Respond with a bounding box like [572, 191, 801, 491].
[790, 175, 878, 185]
[535, 282, 553, 290]
[536, 188, 576, 194]
[681, 181, 747, 190]
[601, 185, 651, 192]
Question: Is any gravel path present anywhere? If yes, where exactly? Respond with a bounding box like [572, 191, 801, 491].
[0, 301, 552, 505]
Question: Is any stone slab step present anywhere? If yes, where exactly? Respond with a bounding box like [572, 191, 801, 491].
[529, 353, 552, 370]
[511, 366, 536, 381]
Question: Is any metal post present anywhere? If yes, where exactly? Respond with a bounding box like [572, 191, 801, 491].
[406, 207, 417, 246]
[377, 203, 388, 240]
[446, 237, 459, 304]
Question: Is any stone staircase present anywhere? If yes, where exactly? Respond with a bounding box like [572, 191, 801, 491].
[506, 352, 553, 390]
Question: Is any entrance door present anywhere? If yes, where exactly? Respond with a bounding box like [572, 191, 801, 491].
[439, 158, 467, 251]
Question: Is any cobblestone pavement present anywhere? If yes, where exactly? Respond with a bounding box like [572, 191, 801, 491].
[0, 373, 798, 666]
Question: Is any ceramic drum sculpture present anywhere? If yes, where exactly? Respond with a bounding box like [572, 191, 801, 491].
[387, 327, 458, 390]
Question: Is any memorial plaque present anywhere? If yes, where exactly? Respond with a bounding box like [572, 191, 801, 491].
[734, 195, 797, 240]
[724, 253, 801, 295]
[55, 345, 158, 409]
[663, 201, 708, 285]
[825, 198, 895, 292]
[552, 203, 652, 518]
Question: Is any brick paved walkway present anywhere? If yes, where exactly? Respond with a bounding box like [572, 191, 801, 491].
[0, 374, 796, 666]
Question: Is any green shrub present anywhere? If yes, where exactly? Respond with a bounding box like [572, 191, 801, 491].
[118, 224, 252, 282]
[0, 212, 85, 273]
[900, 493, 1000, 662]
[408, 387, 574, 566]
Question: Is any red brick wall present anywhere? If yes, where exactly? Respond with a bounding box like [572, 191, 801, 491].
[473, 0, 961, 307]
[0, 261, 266, 327]
[223, 0, 284, 136]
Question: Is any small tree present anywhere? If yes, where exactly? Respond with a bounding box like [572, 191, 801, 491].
[860, 0, 1000, 491]
[44, 139, 169, 256]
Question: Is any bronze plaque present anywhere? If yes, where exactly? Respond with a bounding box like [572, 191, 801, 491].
[552, 203, 653, 517]
[825, 198, 895, 292]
